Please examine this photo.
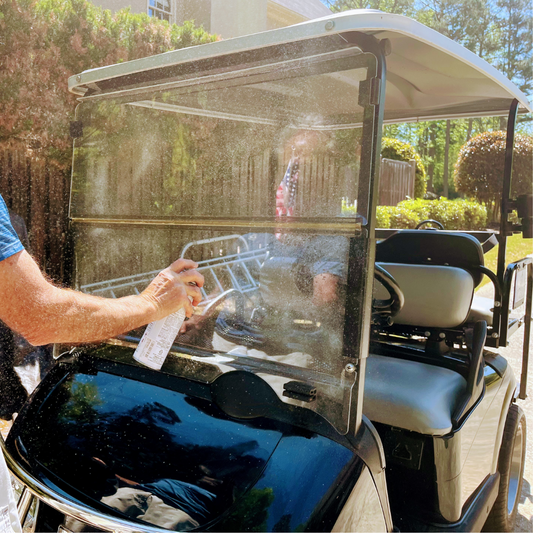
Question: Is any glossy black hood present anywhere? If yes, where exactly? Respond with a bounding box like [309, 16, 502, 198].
[7, 350, 361, 531]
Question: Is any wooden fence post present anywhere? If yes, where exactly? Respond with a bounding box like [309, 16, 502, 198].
[29, 160, 47, 267]
[409, 159, 416, 198]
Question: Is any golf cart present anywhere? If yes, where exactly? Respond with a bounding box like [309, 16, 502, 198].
[3, 9, 532, 533]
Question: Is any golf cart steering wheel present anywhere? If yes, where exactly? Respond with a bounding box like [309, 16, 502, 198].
[373, 264, 404, 323]
[416, 219, 444, 230]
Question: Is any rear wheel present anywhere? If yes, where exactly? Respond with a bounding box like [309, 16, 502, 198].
[483, 404, 526, 532]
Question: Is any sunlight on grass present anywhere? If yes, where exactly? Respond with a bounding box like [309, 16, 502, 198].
[479, 234, 533, 289]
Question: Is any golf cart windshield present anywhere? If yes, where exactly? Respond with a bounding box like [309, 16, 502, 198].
[70, 45, 377, 435]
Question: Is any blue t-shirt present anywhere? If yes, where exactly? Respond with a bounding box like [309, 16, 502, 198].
[0, 195, 23, 261]
[140, 479, 217, 523]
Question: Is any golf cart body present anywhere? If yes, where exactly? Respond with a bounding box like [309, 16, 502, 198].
[3, 10, 532, 533]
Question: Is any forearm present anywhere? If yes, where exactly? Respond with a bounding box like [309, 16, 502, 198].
[20, 286, 158, 345]
[0, 250, 203, 346]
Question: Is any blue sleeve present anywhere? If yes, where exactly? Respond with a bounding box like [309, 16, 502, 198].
[0, 196, 24, 262]
[310, 236, 348, 281]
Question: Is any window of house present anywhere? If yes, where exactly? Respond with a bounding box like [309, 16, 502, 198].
[148, 0, 171, 21]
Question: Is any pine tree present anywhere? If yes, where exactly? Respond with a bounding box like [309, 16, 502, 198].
[496, 0, 532, 94]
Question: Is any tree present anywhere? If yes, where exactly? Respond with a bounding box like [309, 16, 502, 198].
[495, 0, 532, 95]
[417, 0, 500, 60]
[0, 0, 216, 165]
[454, 131, 533, 221]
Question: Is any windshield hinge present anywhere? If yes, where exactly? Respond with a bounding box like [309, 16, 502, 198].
[359, 77, 381, 107]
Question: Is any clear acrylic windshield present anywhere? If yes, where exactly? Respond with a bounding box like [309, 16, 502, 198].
[70, 48, 375, 434]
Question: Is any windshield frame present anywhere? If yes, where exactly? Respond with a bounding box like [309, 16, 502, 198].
[69, 33, 387, 437]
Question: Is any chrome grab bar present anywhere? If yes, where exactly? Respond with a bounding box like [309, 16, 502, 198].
[80, 235, 269, 307]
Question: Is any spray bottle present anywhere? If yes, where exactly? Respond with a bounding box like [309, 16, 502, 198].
[133, 293, 194, 371]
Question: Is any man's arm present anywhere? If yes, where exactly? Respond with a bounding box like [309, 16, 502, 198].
[312, 273, 340, 306]
[0, 250, 204, 346]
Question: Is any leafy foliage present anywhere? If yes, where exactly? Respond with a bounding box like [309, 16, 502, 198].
[345, 197, 487, 229]
[454, 131, 533, 221]
[376, 205, 392, 228]
[381, 137, 427, 198]
[494, 0, 532, 95]
[0, 0, 215, 166]
[399, 197, 487, 229]
[326, 0, 532, 96]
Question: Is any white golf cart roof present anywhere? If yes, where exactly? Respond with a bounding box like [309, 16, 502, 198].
[69, 10, 531, 123]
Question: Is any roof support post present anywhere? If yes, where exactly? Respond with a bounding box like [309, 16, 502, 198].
[494, 99, 519, 344]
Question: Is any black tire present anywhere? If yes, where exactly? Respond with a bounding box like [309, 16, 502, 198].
[483, 403, 526, 532]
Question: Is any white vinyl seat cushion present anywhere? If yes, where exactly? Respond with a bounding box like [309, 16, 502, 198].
[364, 354, 467, 436]
[375, 263, 475, 328]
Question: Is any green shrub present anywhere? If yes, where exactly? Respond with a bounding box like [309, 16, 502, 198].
[387, 206, 420, 229]
[454, 131, 533, 222]
[381, 137, 427, 198]
[373, 198, 487, 230]
[376, 206, 391, 228]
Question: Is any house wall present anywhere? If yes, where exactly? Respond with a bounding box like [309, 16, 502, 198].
[267, 1, 306, 30]
[210, 0, 267, 38]
[267, 0, 331, 30]
[89, 0, 329, 37]
[176, 0, 211, 30]
[92, 0, 147, 16]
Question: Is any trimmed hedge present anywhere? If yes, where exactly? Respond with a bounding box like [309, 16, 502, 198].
[381, 198, 487, 230]
[343, 198, 487, 230]
[0, 0, 216, 164]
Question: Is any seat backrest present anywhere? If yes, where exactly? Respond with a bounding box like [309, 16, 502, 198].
[374, 263, 474, 328]
[375, 230, 485, 287]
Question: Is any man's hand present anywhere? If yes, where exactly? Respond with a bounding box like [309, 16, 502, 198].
[141, 259, 204, 321]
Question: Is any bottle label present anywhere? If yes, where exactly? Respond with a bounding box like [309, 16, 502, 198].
[133, 305, 188, 370]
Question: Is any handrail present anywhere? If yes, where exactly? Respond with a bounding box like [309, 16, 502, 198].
[476, 265, 503, 344]
[499, 256, 532, 400]
[452, 320, 487, 427]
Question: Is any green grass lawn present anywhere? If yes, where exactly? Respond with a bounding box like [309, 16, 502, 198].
[479, 233, 533, 289]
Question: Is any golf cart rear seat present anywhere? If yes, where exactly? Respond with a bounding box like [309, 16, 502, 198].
[365, 231, 489, 435]
[257, 230, 486, 436]
[375, 230, 491, 328]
